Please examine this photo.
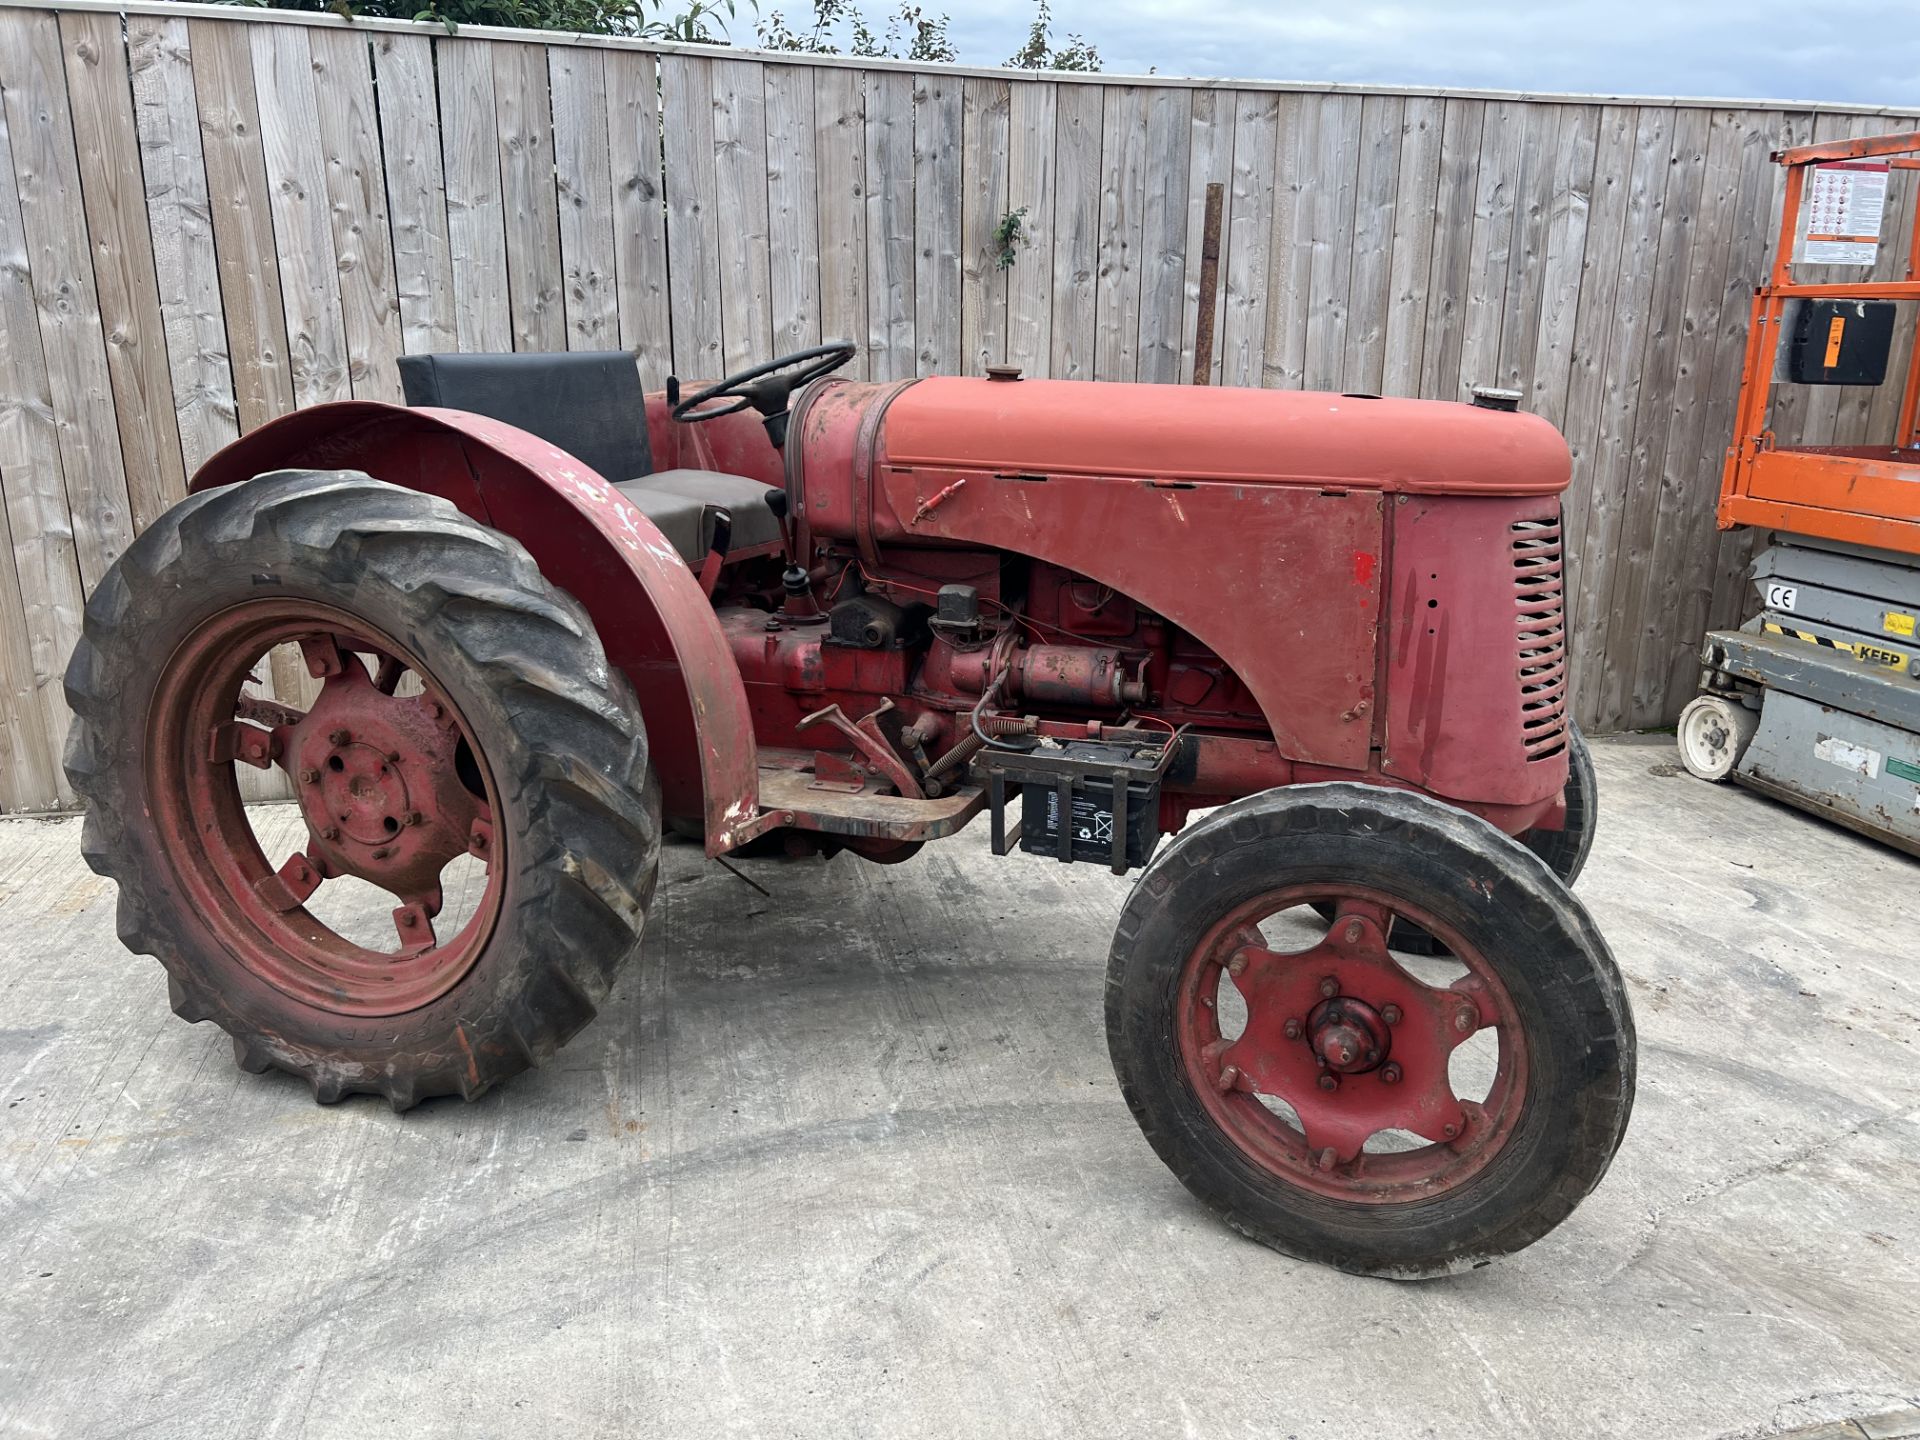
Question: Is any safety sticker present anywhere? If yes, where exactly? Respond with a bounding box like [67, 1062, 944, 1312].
[1889, 756, 1920, 784]
[1815, 735, 1881, 779]
[1765, 582, 1799, 611]
[1763, 621, 1909, 669]
[1801, 161, 1889, 266]
[1886, 611, 1917, 638]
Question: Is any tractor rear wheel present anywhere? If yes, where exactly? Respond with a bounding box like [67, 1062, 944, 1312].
[64, 470, 660, 1110]
[1106, 782, 1633, 1277]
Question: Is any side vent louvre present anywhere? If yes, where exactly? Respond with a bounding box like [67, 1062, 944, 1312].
[1512, 514, 1568, 761]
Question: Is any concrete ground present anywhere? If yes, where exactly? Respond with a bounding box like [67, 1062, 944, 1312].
[1, 736, 1916, 1439]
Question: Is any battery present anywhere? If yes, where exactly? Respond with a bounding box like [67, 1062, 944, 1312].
[1018, 780, 1159, 866]
[1005, 739, 1164, 868]
[983, 735, 1175, 873]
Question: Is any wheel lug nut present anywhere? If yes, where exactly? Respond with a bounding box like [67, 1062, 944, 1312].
[1227, 951, 1248, 978]
[1319, 976, 1339, 999]
[387, 751, 402, 764]
[298, 767, 319, 784]
[403, 811, 423, 827]
[1380, 1062, 1401, 1084]
[371, 846, 389, 860]
[399, 911, 416, 927]
[1342, 919, 1363, 944]
[1443, 1122, 1460, 1139]
[1282, 1018, 1302, 1040]
[1215, 1064, 1239, 1093]
[1317, 1073, 1338, 1091]
[1382, 1004, 1401, 1026]
[319, 826, 339, 841]
[1454, 1006, 1479, 1035]
[327, 728, 350, 746]
[1316, 1147, 1337, 1171]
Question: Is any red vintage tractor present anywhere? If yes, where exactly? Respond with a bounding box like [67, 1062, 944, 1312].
[64, 344, 1632, 1276]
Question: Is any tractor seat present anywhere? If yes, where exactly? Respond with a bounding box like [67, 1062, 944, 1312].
[612, 471, 782, 561]
[395, 350, 782, 564]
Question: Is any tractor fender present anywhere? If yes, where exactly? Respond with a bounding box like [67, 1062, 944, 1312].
[188, 401, 760, 852]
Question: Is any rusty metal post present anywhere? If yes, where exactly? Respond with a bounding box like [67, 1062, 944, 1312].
[1192, 182, 1225, 385]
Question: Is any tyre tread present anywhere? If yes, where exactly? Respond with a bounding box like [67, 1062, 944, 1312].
[64, 469, 661, 1112]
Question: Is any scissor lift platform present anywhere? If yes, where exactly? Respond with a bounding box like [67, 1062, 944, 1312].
[1681, 131, 1920, 854]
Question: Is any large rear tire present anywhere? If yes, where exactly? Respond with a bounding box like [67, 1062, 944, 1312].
[1107, 782, 1634, 1277]
[65, 470, 661, 1110]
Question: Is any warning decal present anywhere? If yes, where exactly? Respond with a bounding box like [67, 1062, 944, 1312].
[1823, 316, 1846, 367]
[1801, 162, 1889, 266]
[1763, 620, 1909, 670]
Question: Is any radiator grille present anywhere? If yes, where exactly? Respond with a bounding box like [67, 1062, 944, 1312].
[1512, 514, 1568, 761]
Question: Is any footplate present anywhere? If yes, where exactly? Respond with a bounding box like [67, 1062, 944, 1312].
[738, 766, 985, 844]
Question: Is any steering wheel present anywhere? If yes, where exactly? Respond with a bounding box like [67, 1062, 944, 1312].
[669, 341, 857, 446]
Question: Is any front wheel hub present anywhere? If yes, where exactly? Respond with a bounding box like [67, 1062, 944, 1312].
[1174, 891, 1529, 1203]
[1308, 996, 1390, 1074]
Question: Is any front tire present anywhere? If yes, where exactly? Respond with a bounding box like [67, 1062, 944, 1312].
[1106, 782, 1634, 1277]
[1519, 723, 1598, 887]
[65, 470, 661, 1109]
[1314, 723, 1598, 956]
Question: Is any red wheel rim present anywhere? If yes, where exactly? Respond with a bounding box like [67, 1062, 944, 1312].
[146, 599, 504, 1017]
[1174, 887, 1530, 1203]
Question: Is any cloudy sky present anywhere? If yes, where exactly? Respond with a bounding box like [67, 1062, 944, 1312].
[924, 0, 1920, 108]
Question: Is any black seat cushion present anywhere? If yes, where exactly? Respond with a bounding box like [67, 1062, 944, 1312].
[609, 480, 708, 563]
[615, 471, 784, 562]
[397, 350, 652, 483]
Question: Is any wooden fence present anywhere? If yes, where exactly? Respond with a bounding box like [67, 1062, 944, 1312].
[0, 0, 1915, 811]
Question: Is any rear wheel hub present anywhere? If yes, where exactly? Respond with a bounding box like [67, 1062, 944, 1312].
[290, 660, 484, 914]
[150, 601, 503, 1015]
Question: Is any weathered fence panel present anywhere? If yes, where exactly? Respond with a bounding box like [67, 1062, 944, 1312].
[0, 0, 1914, 810]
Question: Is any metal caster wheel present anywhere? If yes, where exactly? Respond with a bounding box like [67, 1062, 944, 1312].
[1676, 694, 1758, 782]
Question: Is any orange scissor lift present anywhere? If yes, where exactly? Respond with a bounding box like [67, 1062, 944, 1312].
[1679, 129, 1920, 855]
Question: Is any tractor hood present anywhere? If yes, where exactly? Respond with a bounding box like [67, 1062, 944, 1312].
[877, 376, 1570, 495]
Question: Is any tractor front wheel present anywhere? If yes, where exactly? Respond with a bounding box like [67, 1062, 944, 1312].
[65, 470, 661, 1109]
[1106, 782, 1634, 1277]
[1518, 721, 1598, 887]
[1310, 723, 1598, 957]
